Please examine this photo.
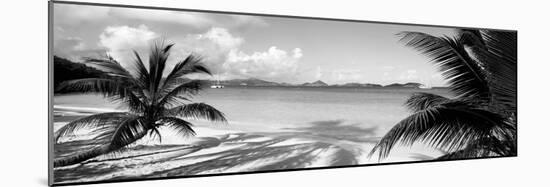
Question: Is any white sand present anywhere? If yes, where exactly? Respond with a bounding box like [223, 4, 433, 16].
[53, 107, 444, 184]
[267, 138, 315, 147]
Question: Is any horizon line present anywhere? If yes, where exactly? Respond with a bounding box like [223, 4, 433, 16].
[193, 77, 447, 87]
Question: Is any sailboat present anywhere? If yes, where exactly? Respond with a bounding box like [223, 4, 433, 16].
[419, 84, 432, 89]
[419, 79, 432, 89]
[210, 75, 224, 88]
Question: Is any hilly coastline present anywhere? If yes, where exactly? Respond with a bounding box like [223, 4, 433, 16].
[52, 56, 440, 91]
[202, 78, 434, 89]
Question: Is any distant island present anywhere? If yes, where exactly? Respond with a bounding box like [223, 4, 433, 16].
[52, 56, 445, 92]
[302, 80, 329, 87]
[384, 82, 422, 88]
[200, 78, 443, 89]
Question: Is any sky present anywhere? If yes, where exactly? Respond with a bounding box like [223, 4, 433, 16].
[53, 3, 458, 86]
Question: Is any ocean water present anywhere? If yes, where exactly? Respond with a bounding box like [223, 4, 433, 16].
[54, 87, 451, 137]
[53, 87, 453, 183]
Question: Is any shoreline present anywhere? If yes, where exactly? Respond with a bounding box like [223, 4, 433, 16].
[53, 107, 442, 184]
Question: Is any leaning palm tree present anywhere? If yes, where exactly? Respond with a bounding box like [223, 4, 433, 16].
[54, 41, 227, 167]
[369, 29, 517, 160]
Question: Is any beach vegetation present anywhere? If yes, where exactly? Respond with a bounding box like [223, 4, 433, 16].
[54, 41, 227, 167]
[369, 30, 517, 160]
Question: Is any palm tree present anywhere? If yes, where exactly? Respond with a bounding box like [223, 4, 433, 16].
[54, 41, 227, 167]
[369, 29, 517, 160]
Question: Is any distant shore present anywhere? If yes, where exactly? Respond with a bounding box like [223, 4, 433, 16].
[203, 85, 450, 89]
[199, 78, 448, 89]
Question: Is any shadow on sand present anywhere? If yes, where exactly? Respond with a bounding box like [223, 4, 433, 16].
[54, 119, 380, 184]
[287, 119, 380, 143]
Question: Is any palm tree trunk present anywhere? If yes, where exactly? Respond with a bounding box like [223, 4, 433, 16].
[54, 131, 149, 167]
[53, 145, 109, 167]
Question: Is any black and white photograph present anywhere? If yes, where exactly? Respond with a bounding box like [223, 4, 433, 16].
[49, 1, 517, 185]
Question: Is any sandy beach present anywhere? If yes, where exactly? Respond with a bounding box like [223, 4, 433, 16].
[53, 105, 443, 184]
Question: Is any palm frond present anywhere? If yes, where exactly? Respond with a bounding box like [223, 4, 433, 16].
[148, 127, 163, 143]
[108, 116, 149, 148]
[83, 56, 134, 79]
[459, 29, 487, 50]
[56, 78, 124, 95]
[168, 103, 227, 123]
[480, 30, 517, 113]
[162, 54, 211, 90]
[158, 117, 196, 137]
[56, 78, 147, 112]
[85, 56, 147, 101]
[405, 92, 452, 112]
[437, 136, 515, 160]
[371, 30, 518, 162]
[54, 112, 130, 143]
[148, 41, 173, 95]
[157, 80, 204, 107]
[54, 40, 230, 166]
[481, 30, 517, 64]
[398, 32, 490, 99]
[455, 30, 517, 114]
[120, 91, 148, 113]
[368, 103, 506, 160]
[130, 50, 150, 91]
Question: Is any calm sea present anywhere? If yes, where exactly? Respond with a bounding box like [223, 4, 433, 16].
[54, 87, 451, 137]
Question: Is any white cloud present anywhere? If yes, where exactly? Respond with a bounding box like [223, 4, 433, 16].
[314, 66, 323, 80]
[99, 25, 158, 51]
[293, 48, 303, 58]
[379, 65, 397, 82]
[172, 27, 245, 74]
[95, 26, 242, 74]
[172, 27, 302, 82]
[91, 26, 302, 82]
[98, 25, 159, 66]
[399, 69, 419, 81]
[331, 69, 363, 83]
[224, 46, 302, 81]
[197, 28, 244, 50]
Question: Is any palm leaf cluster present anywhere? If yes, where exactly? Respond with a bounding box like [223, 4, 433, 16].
[54, 41, 227, 167]
[369, 29, 517, 160]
